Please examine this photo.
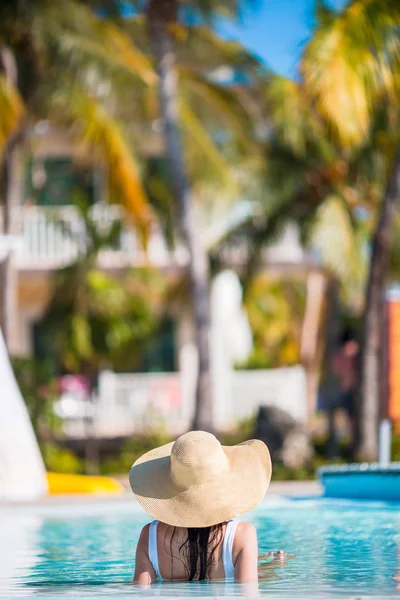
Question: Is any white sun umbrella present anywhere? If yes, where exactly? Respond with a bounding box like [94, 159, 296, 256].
[0, 327, 48, 500]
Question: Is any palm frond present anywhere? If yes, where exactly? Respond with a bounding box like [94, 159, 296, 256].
[0, 76, 24, 151]
[211, 197, 297, 292]
[180, 102, 236, 189]
[55, 84, 152, 234]
[308, 193, 366, 286]
[302, 0, 400, 145]
[179, 68, 257, 151]
[265, 75, 324, 155]
[315, 0, 336, 26]
[35, 1, 156, 86]
[177, 24, 265, 75]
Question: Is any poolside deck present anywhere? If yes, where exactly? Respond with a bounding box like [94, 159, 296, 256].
[0, 480, 322, 511]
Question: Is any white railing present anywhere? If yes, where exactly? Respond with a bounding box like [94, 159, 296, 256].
[230, 366, 307, 424]
[0, 206, 188, 269]
[1, 206, 309, 271]
[95, 371, 186, 437]
[60, 366, 307, 438]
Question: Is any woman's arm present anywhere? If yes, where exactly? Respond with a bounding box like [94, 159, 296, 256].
[133, 524, 157, 586]
[233, 522, 259, 583]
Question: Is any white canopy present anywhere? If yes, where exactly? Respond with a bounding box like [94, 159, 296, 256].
[0, 328, 47, 501]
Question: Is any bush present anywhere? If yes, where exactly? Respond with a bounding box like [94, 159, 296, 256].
[219, 417, 256, 446]
[43, 444, 84, 474]
[11, 357, 60, 441]
[100, 432, 173, 475]
[99, 421, 255, 476]
[97, 426, 400, 479]
[392, 433, 400, 461]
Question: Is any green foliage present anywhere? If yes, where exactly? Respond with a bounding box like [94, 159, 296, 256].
[40, 198, 162, 377]
[237, 278, 306, 369]
[214, 68, 391, 312]
[11, 356, 85, 473]
[98, 420, 256, 475]
[392, 432, 400, 461]
[95, 423, 356, 482]
[0, 0, 155, 230]
[261, 83, 385, 309]
[99, 432, 173, 475]
[43, 444, 85, 474]
[49, 417, 400, 479]
[11, 357, 60, 441]
[0, 0, 263, 223]
[303, 0, 400, 146]
[219, 416, 256, 445]
[271, 463, 315, 482]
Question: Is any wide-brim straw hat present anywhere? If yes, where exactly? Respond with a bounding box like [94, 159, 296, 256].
[129, 431, 272, 528]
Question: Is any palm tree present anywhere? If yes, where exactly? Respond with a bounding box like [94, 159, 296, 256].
[301, 0, 400, 460]
[145, 1, 211, 431]
[1, 1, 261, 436]
[86, 0, 261, 432]
[213, 72, 377, 291]
[213, 72, 387, 429]
[143, 0, 263, 431]
[0, 71, 26, 352]
[0, 0, 155, 352]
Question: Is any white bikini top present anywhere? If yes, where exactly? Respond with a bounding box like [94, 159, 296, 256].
[148, 519, 239, 580]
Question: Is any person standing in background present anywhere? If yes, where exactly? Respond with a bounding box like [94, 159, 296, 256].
[330, 329, 359, 453]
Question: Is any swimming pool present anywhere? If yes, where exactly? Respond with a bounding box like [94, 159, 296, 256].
[1, 496, 399, 599]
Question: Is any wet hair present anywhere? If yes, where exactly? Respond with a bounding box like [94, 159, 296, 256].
[170, 524, 224, 580]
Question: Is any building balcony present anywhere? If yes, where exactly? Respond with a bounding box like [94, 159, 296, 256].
[1, 205, 188, 271]
[1, 204, 315, 275]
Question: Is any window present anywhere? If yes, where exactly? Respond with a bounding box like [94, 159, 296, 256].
[26, 157, 96, 207]
[139, 319, 176, 373]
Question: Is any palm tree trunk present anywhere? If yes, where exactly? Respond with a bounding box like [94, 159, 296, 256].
[300, 270, 327, 418]
[0, 127, 25, 354]
[147, 0, 213, 431]
[356, 151, 400, 460]
[0, 45, 24, 355]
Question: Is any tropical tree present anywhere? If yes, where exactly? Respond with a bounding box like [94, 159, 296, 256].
[302, 0, 400, 460]
[249, 75, 371, 298]
[0, 0, 156, 353]
[84, 0, 263, 432]
[212, 71, 391, 434]
[147, 1, 264, 432]
[1, 0, 262, 435]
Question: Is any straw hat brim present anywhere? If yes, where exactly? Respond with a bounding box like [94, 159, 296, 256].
[129, 439, 271, 528]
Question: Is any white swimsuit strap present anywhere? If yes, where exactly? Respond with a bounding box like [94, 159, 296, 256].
[148, 520, 162, 580]
[222, 520, 239, 578]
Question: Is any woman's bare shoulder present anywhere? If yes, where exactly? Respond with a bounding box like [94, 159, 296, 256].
[233, 521, 257, 552]
[235, 521, 257, 537]
[137, 523, 152, 548]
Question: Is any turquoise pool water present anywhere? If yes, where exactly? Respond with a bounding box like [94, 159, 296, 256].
[1, 497, 399, 599]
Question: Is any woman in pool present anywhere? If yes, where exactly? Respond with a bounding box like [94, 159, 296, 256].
[129, 430, 273, 584]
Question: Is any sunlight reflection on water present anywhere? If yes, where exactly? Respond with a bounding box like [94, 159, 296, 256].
[1, 498, 400, 599]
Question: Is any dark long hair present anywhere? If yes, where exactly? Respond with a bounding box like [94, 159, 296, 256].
[171, 524, 224, 580]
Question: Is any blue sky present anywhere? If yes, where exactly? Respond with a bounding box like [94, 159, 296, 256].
[118, 0, 348, 79]
[220, 0, 348, 78]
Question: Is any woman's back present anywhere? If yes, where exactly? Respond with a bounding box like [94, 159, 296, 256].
[129, 431, 271, 585]
[134, 520, 258, 584]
